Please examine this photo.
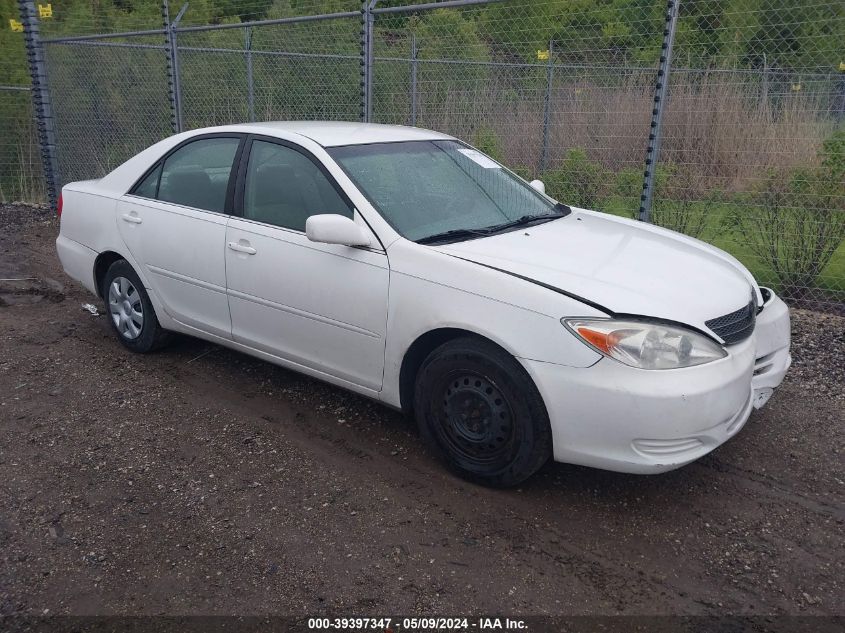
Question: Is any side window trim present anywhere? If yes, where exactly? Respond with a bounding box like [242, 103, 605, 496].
[127, 133, 246, 215]
[232, 136, 253, 219]
[154, 163, 162, 198]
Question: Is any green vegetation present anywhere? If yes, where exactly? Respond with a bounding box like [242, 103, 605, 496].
[531, 129, 845, 303]
[542, 148, 609, 210]
[726, 129, 845, 300]
[471, 126, 504, 162]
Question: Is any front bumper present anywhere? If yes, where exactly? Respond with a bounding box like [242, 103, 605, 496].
[522, 290, 791, 474]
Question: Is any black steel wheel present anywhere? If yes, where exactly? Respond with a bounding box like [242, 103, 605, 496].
[438, 371, 518, 466]
[414, 337, 552, 487]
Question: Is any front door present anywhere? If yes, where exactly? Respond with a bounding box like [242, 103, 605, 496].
[225, 138, 389, 391]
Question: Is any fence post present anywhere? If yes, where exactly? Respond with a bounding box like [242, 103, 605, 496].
[410, 33, 418, 126]
[360, 2, 367, 121]
[638, 0, 680, 223]
[361, 1, 377, 122]
[539, 38, 554, 173]
[163, 1, 188, 133]
[18, 0, 60, 210]
[245, 27, 255, 122]
[760, 53, 768, 110]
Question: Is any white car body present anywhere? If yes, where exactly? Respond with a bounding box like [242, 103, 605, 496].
[56, 122, 791, 475]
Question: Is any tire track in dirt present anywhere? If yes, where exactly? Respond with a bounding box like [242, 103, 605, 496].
[164, 362, 669, 613]
[693, 458, 844, 520]
[157, 354, 833, 614]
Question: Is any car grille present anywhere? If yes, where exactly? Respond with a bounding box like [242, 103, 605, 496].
[705, 297, 757, 345]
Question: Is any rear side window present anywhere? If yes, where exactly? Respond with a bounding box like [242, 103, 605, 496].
[132, 137, 240, 213]
[132, 163, 161, 199]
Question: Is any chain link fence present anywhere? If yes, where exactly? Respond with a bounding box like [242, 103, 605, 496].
[42, 36, 173, 186]
[1, 1, 42, 203]
[8, 0, 845, 312]
[0, 85, 42, 202]
[660, 0, 845, 309]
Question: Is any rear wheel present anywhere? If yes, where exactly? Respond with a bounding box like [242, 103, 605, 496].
[102, 260, 170, 353]
[414, 337, 552, 487]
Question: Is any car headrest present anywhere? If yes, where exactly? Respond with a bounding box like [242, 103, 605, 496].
[160, 167, 218, 211]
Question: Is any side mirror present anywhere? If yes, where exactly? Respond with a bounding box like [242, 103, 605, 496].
[306, 214, 372, 247]
[530, 179, 546, 194]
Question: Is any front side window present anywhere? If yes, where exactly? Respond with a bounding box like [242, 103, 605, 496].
[141, 137, 240, 212]
[242, 140, 352, 231]
[328, 140, 561, 242]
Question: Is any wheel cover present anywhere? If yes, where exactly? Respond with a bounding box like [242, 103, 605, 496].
[108, 276, 144, 340]
[436, 371, 517, 466]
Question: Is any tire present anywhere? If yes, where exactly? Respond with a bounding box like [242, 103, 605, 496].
[414, 337, 552, 487]
[101, 259, 170, 353]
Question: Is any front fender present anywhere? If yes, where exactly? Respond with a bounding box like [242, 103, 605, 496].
[380, 242, 605, 408]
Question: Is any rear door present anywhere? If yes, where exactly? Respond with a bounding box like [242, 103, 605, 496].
[117, 134, 244, 339]
[225, 136, 389, 391]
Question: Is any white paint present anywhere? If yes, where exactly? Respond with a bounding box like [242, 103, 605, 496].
[305, 214, 372, 247]
[56, 122, 792, 475]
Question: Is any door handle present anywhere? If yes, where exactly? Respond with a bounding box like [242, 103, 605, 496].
[121, 213, 142, 224]
[227, 241, 256, 255]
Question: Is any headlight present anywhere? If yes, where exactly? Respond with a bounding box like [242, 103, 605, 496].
[562, 318, 727, 370]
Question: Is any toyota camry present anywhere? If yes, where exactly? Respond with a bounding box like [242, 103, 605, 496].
[56, 122, 791, 486]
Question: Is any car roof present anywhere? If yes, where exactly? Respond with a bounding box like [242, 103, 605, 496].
[213, 121, 455, 147]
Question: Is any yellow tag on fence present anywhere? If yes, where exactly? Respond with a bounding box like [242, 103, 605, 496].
[537, 49, 550, 61]
[38, 3, 53, 18]
[9, 18, 23, 32]
[791, 83, 802, 92]
[839, 61, 845, 72]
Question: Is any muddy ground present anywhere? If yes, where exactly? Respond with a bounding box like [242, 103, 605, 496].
[0, 204, 842, 618]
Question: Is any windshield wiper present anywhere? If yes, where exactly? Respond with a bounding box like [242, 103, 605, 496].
[482, 205, 571, 234]
[416, 227, 494, 245]
[416, 205, 571, 246]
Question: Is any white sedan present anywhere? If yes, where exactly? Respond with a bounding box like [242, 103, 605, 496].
[56, 122, 791, 486]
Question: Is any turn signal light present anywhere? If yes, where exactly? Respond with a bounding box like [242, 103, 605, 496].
[575, 327, 620, 354]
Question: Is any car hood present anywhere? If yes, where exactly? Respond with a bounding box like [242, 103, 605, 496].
[433, 209, 756, 336]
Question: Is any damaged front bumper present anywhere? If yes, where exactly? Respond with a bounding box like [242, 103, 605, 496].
[522, 287, 792, 474]
[750, 288, 791, 409]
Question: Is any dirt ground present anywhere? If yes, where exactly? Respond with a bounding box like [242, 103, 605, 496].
[0, 203, 842, 618]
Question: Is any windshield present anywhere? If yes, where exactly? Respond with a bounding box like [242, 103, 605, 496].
[328, 140, 563, 243]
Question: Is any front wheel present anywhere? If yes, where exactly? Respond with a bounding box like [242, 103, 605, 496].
[414, 337, 552, 487]
[102, 260, 170, 353]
